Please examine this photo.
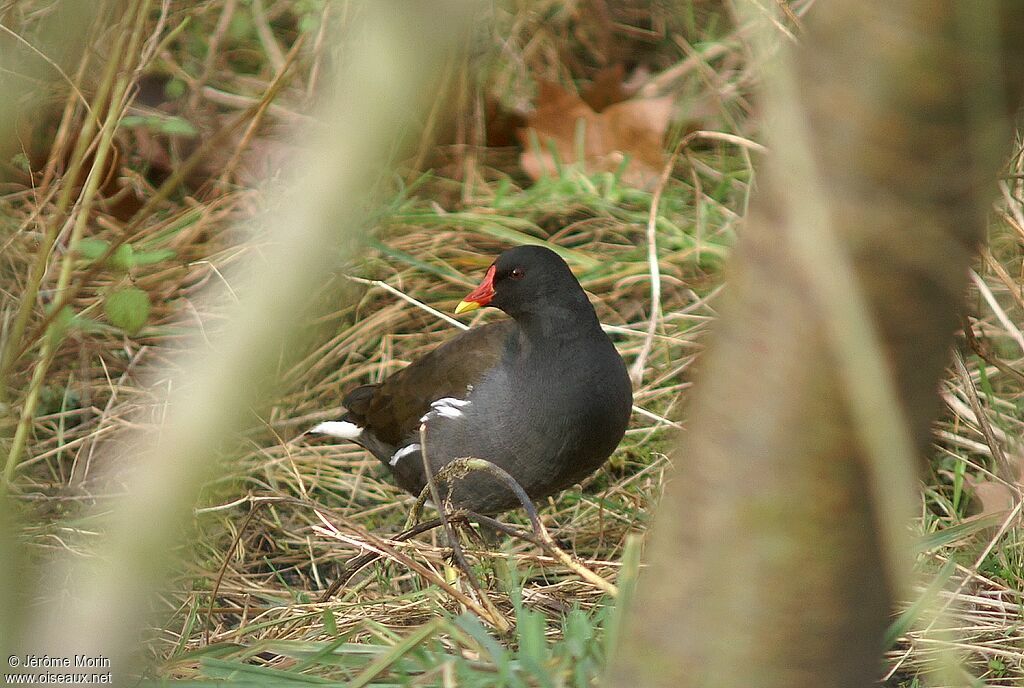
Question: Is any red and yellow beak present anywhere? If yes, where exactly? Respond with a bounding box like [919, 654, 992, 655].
[455, 265, 496, 314]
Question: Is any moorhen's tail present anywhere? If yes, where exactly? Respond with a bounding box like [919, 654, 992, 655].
[310, 383, 398, 467]
[341, 383, 377, 420]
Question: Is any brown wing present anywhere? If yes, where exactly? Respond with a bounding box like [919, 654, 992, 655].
[346, 320, 513, 446]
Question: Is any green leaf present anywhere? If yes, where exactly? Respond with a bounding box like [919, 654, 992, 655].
[164, 78, 187, 99]
[604, 533, 642, 661]
[228, 11, 254, 41]
[298, 13, 320, 33]
[121, 114, 197, 137]
[104, 287, 151, 335]
[69, 314, 105, 334]
[563, 608, 594, 659]
[47, 306, 75, 346]
[884, 558, 956, 649]
[200, 656, 335, 684]
[914, 515, 1003, 553]
[159, 116, 198, 137]
[77, 237, 111, 261]
[11, 151, 31, 173]
[455, 614, 513, 680]
[120, 115, 149, 128]
[110, 243, 135, 271]
[516, 608, 553, 688]
[131, 248, 177, 266]
[321, 608, 337, 636]
[347, 619, 443, 688]
[367, 238, 463, 281]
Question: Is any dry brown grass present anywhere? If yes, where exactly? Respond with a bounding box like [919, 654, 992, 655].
[3, 1, 1024, 685]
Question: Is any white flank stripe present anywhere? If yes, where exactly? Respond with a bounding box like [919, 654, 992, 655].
[433, 397, 471, 408]
[420, 397, 471, 422]
[390, 443, 421, 466]
[310, 421, 363, 439]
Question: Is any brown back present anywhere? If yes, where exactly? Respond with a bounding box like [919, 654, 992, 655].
[343, 321, 513, 446]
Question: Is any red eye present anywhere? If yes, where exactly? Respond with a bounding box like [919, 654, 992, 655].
[510, 267, 525, 280]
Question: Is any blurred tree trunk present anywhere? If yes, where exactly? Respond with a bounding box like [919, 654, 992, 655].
[607, 3, 1024, 687]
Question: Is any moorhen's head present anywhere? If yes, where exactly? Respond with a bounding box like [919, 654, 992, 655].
[454, 245, 589, 320]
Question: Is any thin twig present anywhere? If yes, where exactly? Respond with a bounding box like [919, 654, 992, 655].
[952, 351, 1011, 475]
[305, 2, 332, 103]
[344, 275, 470, 331]
[189, 0, 237, 111]
[201, 86, 312, 123]
[962, 316, 1024, 385]
[38, 46, 93, 192]
[408, 457, 618, 597]
[414, 423, 507, 630]
[415, 423, 474, 576]
[630, 404, 682, 429]
[466, 512, 619, 597]
[312, 511, 502, 625]
[981, 248, 1024, 314]
[251, 0, 286, 73]
[630, 140, 685, 385]
[217, 32, 307, 187]
[204, 500, 265, 645]
[318, 518, 444, 602]
[971, 270, 1024, 355]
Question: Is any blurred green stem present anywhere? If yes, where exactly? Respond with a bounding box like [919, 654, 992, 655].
[26, 3, 479, 671]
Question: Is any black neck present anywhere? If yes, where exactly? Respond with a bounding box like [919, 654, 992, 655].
[513, 295, 602, 343]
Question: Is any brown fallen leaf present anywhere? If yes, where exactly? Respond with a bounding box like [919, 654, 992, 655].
[518, 80, 673, 191]
[964, 454, 1024, 521]
[580, 64, 631, 112]
[484, 97, 527, 148]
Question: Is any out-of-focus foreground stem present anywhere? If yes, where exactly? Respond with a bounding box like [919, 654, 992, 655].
[7, 0, 476, 676]
[607, 2, 1024, 687]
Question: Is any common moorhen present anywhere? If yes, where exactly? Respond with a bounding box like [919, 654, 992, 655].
[311, 245, 633, 514]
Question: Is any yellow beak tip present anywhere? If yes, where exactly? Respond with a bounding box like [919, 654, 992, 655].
[454, 300, 481, 315]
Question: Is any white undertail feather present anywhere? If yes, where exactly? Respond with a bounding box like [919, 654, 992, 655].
[390, 443, 421, 466]
[309, 421, 363, 439]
